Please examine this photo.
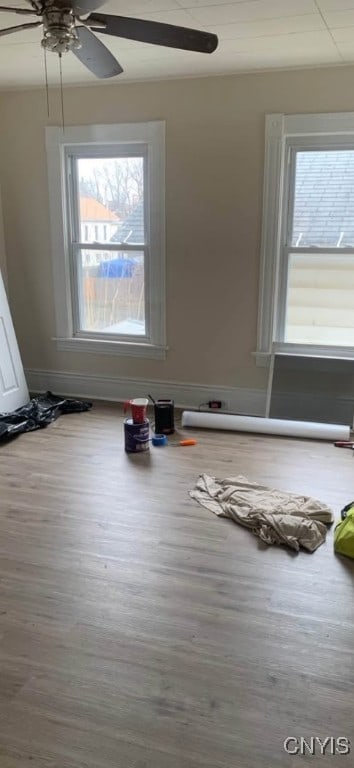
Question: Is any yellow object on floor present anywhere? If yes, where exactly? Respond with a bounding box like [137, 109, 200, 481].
[334, 505, 354, 559]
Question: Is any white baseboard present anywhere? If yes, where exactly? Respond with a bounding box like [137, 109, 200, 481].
[24, 368, 267, 416]
[24, 368, 354, 425]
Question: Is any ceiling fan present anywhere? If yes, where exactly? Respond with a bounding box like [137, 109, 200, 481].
[0, 1, 218, 78]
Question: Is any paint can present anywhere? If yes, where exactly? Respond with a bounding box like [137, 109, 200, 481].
[124, 418, 150, 453]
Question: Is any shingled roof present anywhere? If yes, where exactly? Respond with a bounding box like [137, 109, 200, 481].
[110, 201, 144, 245]
[108, 152, 354, 249]
[292, 151, 354, 248]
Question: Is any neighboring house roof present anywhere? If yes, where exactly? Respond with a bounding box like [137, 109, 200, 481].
[111, 201, 144, 244]
[293, 151, 354, 247]
[80, 197, 119, 222]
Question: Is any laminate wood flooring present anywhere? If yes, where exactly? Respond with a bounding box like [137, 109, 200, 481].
[0, 402, 354, 767]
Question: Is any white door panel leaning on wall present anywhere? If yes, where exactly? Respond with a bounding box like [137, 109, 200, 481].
[0, 269, 29, 412]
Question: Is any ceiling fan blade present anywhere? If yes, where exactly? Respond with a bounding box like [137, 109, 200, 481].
[88, 13, 218, 54]
[0, 20, 41, 37]
[0, 6, 37, 14]
[73, 0, 106, 13]
[73, 25, 123, 78]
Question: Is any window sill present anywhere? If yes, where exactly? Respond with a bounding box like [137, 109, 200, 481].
[54, 337, 167, 360]
[273, 342, 354, 360]
[254, 343, 354, 367]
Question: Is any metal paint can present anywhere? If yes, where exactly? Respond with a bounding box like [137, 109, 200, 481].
[124, 418, 150, 453]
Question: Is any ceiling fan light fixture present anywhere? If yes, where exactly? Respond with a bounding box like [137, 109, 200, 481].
[41, 5, 80, 54]
[41, 31, 80, 53]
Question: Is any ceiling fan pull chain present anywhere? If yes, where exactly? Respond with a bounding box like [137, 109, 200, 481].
[59, 52, 65, 133]
[43, 45, 49, 118]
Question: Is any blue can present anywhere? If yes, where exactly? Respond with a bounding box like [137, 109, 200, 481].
[124, 418, 150, 453]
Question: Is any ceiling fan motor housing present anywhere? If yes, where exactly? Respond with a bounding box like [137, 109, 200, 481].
[42, 4, 81, 54]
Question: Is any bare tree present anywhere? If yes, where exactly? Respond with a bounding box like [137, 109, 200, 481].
[79, 158, 144, 218]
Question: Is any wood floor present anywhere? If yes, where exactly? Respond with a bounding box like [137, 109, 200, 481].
[1, 402, 354, 767]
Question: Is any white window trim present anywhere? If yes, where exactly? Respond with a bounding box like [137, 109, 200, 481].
[46, 121, 166, 360]
[256, 112, 354, 366]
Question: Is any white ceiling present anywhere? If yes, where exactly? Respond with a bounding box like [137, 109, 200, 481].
[1, 0, 354, 87]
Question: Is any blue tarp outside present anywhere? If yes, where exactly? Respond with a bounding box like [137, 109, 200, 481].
[97, 258, 136, 278]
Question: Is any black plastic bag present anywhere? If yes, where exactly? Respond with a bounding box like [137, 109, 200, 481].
[0, 391, 92, 442]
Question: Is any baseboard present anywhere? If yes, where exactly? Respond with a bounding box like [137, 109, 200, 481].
[24, 368, 267, 416]
[24, 368, 353, 425]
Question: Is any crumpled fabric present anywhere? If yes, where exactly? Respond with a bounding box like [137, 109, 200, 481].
[0, 391, 92, 442]
[190, 474, 333, 553]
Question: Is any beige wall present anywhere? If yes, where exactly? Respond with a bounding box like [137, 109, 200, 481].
[1, 65, 354, 392]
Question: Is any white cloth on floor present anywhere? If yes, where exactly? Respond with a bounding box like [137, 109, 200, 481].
[190, 474, 333, 552]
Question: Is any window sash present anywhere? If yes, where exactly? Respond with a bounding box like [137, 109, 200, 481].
[275, 138, 354, 345]
[276, 246, 354, 345]
[256, 114, 354, 362]
[285, 143, 354, 251]
[70, 245, 149, 341]
[66, 147, 149, 341]
[46, 121, 165, 357]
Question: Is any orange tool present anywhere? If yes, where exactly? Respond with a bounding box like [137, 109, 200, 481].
[168, 438, 197, 447]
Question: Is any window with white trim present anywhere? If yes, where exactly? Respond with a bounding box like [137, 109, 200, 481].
[46, 122, 166, 359]
[257, 113, 354, 363]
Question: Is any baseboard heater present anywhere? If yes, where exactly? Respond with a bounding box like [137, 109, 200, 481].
[181, 411, 350, 441]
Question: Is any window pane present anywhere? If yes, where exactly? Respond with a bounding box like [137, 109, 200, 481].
[285, 252, 354, 346]
[79, 250, 145, 336]
[77, 157, 145, 245]
[291, 150, 354, 248]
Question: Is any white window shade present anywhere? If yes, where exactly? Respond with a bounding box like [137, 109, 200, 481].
[285, 253, 354, 346]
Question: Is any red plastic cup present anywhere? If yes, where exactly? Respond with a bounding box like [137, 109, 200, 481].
[125, 398, 148, 424]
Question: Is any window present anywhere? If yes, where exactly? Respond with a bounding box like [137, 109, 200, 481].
[46, 122, 166, 359]
[257, 113, 354, 363]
